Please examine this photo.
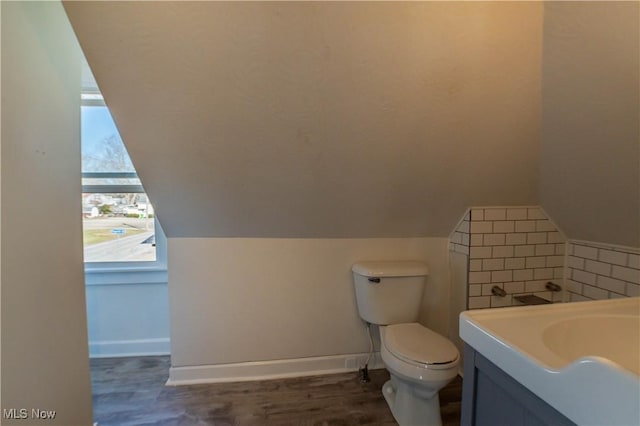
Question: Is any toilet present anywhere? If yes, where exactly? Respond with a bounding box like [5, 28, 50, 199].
[352, 261, 460, 426]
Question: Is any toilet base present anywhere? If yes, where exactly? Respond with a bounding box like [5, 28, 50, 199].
[382, 376, 442, 426]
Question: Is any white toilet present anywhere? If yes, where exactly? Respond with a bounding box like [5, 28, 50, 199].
[352, 261, 460, 426]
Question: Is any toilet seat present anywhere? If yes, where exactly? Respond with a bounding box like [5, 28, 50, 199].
[383, 323, 459, 369]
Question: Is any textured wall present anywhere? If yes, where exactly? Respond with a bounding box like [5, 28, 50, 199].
[540, 2, 640, 247]
[1, 2, 93, 424]
[168, 238, 449, 367]
[64, 1, 543, 238]
[448, 250, 468, 361]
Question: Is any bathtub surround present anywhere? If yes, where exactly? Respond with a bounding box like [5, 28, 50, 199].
[450, 208, 640, 310]
[449, 206, 566, 310]
[565, 240, 640, 302]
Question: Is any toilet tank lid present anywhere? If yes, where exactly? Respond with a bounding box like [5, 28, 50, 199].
[352, 261, 429, 277]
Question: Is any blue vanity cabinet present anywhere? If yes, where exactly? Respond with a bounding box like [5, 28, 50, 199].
[461, 345, 576, 426]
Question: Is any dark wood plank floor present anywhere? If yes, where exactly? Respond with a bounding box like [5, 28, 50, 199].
[91, 356, 462, 426]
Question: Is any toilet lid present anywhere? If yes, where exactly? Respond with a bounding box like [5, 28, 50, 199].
[384, 323, 459, 366]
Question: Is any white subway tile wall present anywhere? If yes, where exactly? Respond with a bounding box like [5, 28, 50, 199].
[566, 241, 640, 301]
[449, 210, 471, 256]
[449, 208, 640, 310]
[450, 206, 566, 309]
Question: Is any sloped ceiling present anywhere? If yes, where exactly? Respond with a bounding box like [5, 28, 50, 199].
[64, 1, 542, 238]
[540, 2, 640, 248]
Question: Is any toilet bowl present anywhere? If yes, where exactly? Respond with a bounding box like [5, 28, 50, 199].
[351, 261, 460, 426]
[380, 323, 459, 426]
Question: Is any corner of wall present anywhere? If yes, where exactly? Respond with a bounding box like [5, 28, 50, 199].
[564, 240, 639, 302]
[451, 206, 567, 311]
[452, 204, 640, 312]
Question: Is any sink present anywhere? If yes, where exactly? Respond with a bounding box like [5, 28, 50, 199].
[460, 297, 640, 426]
[543, 314, 640, 375]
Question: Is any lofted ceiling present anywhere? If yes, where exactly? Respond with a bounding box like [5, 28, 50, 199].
[64, 1, 542, 238]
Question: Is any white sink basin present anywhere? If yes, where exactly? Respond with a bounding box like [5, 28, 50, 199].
[460, 297, 640, 426]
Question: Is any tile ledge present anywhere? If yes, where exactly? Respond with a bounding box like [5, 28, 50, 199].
[568, 239, 640, 255]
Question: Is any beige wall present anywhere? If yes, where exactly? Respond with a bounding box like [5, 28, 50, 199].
[540, 2, 640, 247]
[168, 238, 449, 367]
[65, 1, 544, 373]
[60, 1, 640, 381]
[448, 250, 468, 362]
[64, 1, 543, 238]
[1, 2, 93, 424]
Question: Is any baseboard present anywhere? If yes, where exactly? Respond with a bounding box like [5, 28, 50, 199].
[89, 338, 171, 358]
[167, 352, 385, 386]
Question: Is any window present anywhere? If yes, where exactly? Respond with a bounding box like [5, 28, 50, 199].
[81, 94, 160, 265]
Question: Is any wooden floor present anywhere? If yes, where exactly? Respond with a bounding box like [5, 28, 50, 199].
[91, 356, 462, 426]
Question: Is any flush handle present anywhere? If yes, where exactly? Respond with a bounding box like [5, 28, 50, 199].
[368, 277, 381, 283]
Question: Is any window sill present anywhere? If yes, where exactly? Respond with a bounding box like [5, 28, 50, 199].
[85, 264, 168, 286]
[85, 263, 167, 274]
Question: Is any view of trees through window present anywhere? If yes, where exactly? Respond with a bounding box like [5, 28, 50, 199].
[82, 105, 156, 262]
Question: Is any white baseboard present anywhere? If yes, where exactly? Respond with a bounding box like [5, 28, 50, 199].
[167, 352, 385, 386]
[89, 338, 171, 358]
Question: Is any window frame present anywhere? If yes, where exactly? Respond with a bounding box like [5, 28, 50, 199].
[81, 96, 167, 273]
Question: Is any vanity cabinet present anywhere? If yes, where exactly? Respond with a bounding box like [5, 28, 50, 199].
[461, 345, 575, 426]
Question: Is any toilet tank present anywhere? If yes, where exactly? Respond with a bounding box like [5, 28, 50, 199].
[352, 261, 428, 325]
